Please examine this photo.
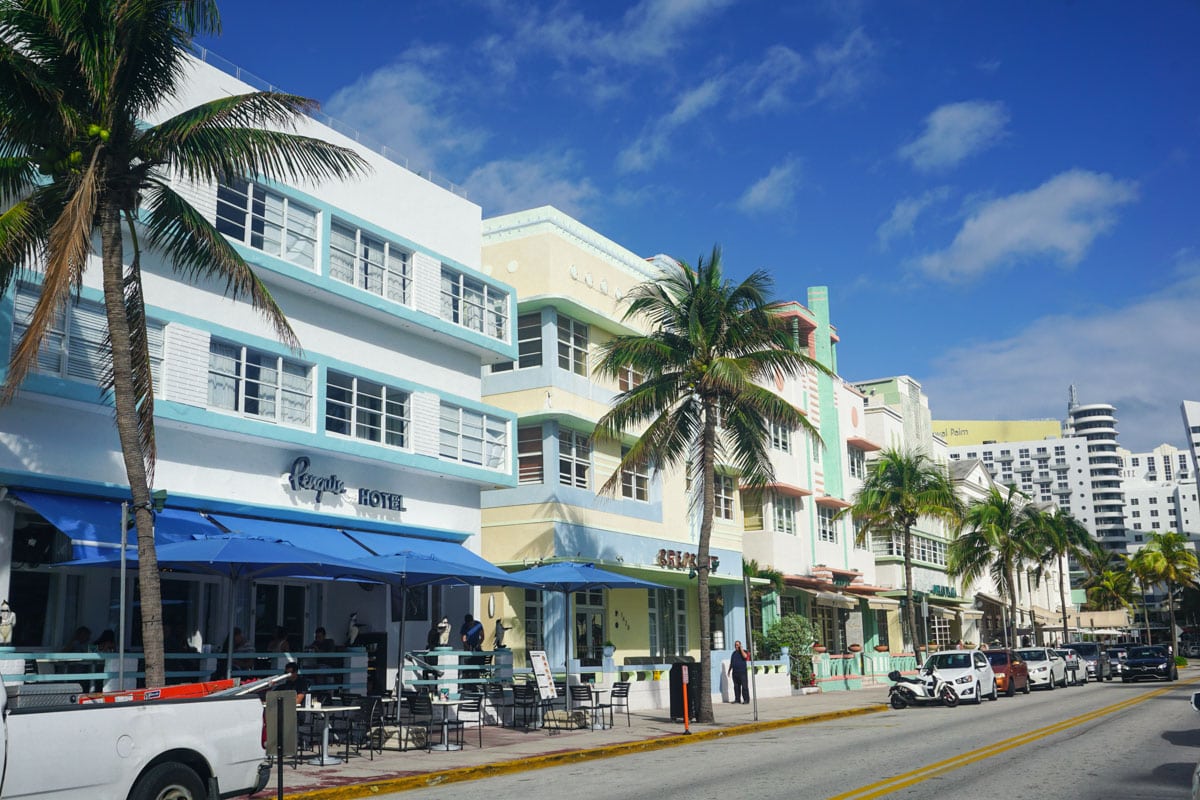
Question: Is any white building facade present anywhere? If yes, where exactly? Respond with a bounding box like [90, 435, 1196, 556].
[0, 54, 516, 692]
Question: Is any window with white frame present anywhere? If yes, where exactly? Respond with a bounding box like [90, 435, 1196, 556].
[648, 588, 687, 658]
[523, 589, 544, 652]
[773, 494, 796, 534]
[329, 221, 411, 303]
[818, 506, 837, 542]
[215, 179, 318, 269]
[715, 474, 735, 520]
[440, 266, 508, 340]
[618, 364, 644, 392]
[620, 446, 649, 501]
[559, 429, 591, 489]
[848, 446, 866, 479]
[325, 370, 409, 447]
[12, 283, 164, 390]
[439, 403, 507, 469]
[517, 425, 544, 484]
[742, 490, 764, 531]
[208, 340, 311, 427]
[771, 422, 792, 453]
[812, 432, 822, 463]
[556, 314, 588, 376]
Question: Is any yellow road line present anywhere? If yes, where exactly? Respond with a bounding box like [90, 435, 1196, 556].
[828, 677, 1199, 800]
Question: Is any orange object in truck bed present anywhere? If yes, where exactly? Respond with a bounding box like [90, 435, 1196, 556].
[77, 678, 237, 704]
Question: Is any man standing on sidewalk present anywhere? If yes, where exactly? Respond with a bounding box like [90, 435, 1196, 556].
[731, 640, 751, 704]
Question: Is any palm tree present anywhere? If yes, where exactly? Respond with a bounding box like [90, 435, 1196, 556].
[1031, 509, 1093, 644]
[594, 247, 825, 722]
[1086, 568, 1136, 612]
[843, 449, 963, 662]
[1124, 549, 1158, 642]
[1139, 531, 1200, 656]
[0, 0, 366, 685]
[948, 485, 1041, 648]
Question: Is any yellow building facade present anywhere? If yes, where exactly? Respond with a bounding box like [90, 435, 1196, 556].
[931, 419, 1062, 447]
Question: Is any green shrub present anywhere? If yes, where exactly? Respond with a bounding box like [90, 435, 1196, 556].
[761, 614, 816, 688]
[1176, 655, 1188, 668]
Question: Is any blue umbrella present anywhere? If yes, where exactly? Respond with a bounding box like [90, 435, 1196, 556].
[352, 550, 539, 693]
[508, 562, 666, 709]
[67, 535, 398, 678]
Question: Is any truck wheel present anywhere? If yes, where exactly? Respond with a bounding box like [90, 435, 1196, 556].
[128, 763, 205, 800]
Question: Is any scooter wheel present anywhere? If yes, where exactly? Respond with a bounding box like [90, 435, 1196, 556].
[890, 694, 907, 710]
[941, 686, 959, 708]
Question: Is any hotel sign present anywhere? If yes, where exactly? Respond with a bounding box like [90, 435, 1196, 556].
[656, 549, 720, 573]
[286, 456, 407, 512]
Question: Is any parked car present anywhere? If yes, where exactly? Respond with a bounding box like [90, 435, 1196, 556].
[1122, 645, 1178, 682]
[1108, 646, 1129, 679]
[1054, 648, 1084, 685]
[984, 649, 1031, 696]
[1066, 641, 1113, 681]
[1015, 647, 1068, 689]
[920, 649, 998, 704]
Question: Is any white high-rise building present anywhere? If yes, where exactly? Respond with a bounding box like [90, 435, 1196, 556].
[1183, 400, 1200, 474]
[1120, 443, 1200, 548]
[1063, 395, 1128, 552]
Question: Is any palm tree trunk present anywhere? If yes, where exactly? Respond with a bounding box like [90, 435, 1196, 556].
[101, 202, 165, 687]
[1058, 555, 1070, 645]
[903, 524, 921, 661]
[693, 403, 718, 723]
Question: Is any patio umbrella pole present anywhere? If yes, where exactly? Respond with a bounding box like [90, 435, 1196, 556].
[396, 581, 408, 697]
[564, 589, 571, 713]
[226, 580, 236, 680]
[119, 502, 128, 690]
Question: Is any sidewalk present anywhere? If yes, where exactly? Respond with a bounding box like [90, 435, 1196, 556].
[257, 687, 890, 800]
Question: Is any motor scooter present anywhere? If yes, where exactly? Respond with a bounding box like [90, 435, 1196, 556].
[887, 668, 960, 709]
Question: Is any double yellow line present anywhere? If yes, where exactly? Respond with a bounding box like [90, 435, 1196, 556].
[828, 679, 1196, 800]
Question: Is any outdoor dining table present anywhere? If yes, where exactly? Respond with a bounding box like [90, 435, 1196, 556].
[588, 687, 611, 730]
[430, 697, 465, 751]
[297, 704, 360, 766]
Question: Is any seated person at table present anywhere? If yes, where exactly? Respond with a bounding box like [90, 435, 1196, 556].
[267, 626, 291, 653]
[93, 629, 116, 653]
[307, 627, 335, 653]
[282, 661, 310, 698]
[64, 625, 92, 653]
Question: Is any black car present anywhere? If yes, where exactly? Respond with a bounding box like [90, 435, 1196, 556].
[1122, 645, 1177, 682]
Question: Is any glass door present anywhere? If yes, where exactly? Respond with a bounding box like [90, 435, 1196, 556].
[574, 589, 605, 667]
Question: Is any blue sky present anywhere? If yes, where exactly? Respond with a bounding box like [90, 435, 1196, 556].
[197, 1, 1199, 452]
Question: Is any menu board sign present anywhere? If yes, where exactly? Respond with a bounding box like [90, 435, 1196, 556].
[529, 650, 558, 701]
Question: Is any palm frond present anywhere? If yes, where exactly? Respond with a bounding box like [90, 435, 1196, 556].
[140, 178, 298, 349]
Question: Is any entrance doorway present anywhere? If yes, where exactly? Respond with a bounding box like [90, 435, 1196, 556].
[574, 589, 605, 667]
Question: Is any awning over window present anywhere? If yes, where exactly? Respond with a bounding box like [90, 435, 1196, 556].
[814, 590, 859, 609]
[866, 596, 900, 610]
[14, 490, 221, 559]
[845, 435, 882, 452]
[814, 495, 852, 510]
[207, 514, 499, 576]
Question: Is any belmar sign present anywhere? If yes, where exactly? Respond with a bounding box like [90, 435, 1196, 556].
[286, 456, 407, 512]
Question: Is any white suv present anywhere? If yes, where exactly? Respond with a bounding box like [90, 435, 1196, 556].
[922, 649, 998, 704]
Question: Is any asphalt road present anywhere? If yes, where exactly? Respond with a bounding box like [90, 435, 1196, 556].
[387, 676, 1200, 800]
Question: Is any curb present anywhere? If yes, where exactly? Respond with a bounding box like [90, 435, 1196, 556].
[284, 704, 888, 800]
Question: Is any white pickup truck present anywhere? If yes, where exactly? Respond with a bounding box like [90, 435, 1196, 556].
[0, 676, 269, 800]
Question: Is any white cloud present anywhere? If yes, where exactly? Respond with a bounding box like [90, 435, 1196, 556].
[324, 57, 486, 177]
[899, 100, 1010, 172]
[917, 169, 1138, 281]
[810, 27, 877, 105]
[617, 77, 725, 173]
[877, 187, 952, 250]
[736, 156, 802, 214]
[511, 0, 735, 67]
[464, 152, 598, 218]
[740, 45, 808, 114]
[922, 263, 1200, 453]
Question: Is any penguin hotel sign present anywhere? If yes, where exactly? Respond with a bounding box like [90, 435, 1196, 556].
[286, 456, 407, 512]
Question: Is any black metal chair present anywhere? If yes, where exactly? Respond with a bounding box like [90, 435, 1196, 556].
[610, 681, 631, 727]
[511, 683, 542, 730]
[484, 682, 513, 727]
[445, 693, 485, 748]
[403, 693, 435, 752]
[568, 685, 599, 729]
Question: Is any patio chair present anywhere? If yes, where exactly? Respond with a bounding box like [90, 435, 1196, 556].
[400, 693, 435, 752]
[566, 685, 599, 729]
[511, 683, 543, 730]
[610, 681, 631, 727]
[484, 682, 513, 727]
[445, 693, 485, 749]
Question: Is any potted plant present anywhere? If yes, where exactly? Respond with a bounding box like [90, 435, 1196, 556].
[602, 641, 615, 658]
[874, 644, 890, 652]
[812, 642, 828, 654]
[848, 643, 863, 653]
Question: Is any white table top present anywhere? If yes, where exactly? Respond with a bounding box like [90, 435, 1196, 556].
[297, 705, 360, 714]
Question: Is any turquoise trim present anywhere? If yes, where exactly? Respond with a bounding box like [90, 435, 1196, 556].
[0, 469, 468, 542]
